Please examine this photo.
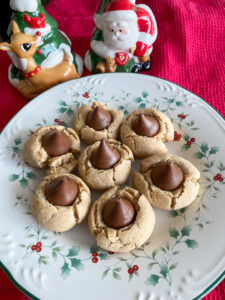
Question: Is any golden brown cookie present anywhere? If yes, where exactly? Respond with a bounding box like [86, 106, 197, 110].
[23, 125, 80, 174]
[88, 186, 155, 252]
[120, 108, 174, 158]
[30, 173, 91, 232]
[78, 139, 134, 190]
[74, 101, 124, 145]
[133, 153, 200, 210]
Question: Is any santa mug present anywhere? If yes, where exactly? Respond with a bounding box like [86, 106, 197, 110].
[85, 0, 157, 73]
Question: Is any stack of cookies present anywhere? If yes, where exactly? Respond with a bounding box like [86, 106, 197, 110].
[23, 101, 200, 253]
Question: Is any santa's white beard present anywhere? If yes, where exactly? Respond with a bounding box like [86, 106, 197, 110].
[103, 23, 139, 51]
[10, 0, 38, 12]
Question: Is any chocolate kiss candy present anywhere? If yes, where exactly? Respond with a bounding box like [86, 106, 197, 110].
[102, 197, 136, 229]
[91, 139, 120, 169]
[151, 160, 184, 191]
[42, 130, 71, 156]
[133, 114, 159, 137]
[86, 106, 112, 131]
[45, 177, 78, 206]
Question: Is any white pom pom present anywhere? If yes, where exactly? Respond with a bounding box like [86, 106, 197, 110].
[94, 13, 104, 30]
[10, 0, 38, 12]
[129, 0, 136, 4]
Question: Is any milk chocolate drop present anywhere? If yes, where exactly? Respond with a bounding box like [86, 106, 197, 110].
[91, 139, 120, 169]
[133, 114, 159, 137]
[45, 177, 78, 206]
[42, 130, 71, 156]
[151, 160, 184, 191]
[86, 106, 112, 131]
[102, 197, 136, 229]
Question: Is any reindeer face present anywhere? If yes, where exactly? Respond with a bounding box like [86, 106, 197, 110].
[9, 33, 39, 58]
[0, 21, 41, 58]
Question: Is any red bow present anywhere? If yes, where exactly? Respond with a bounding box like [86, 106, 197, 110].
[23, 13, 45, 29]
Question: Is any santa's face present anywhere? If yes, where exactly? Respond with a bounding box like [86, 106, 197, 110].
[103, 20, 139, 51]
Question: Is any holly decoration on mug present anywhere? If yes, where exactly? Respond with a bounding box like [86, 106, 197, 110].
[84, 0, 157, 73]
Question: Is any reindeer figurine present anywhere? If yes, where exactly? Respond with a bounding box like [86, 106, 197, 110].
[0, 21, 82, 99]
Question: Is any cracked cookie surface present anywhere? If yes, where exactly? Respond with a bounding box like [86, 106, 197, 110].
[78, 139, 134, 190]
[74, 101, 124, 145]
[120, 108, 174, 158]
[133, 153, 200, 210]
[88, 186, 155, 252]
[23, 125, 80, 174]
[31, 173, 91, 232]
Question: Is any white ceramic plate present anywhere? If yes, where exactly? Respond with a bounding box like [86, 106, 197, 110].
[0, 74, 224, 300]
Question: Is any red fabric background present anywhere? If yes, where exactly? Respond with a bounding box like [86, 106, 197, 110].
[0, 0, 224, 299]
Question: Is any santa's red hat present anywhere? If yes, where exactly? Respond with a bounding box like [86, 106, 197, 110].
[94, 0, 137, 29]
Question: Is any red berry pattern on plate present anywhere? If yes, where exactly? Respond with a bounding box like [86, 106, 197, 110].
[173, 131, 182, 141]
[82, 92, 90, 98]
[6, 90, 224, 287]
[133, 265, 139, 271]
[92, 257, 98, 263]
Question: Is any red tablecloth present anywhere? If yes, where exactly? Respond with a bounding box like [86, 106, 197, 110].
[0, 0, 224, 299]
